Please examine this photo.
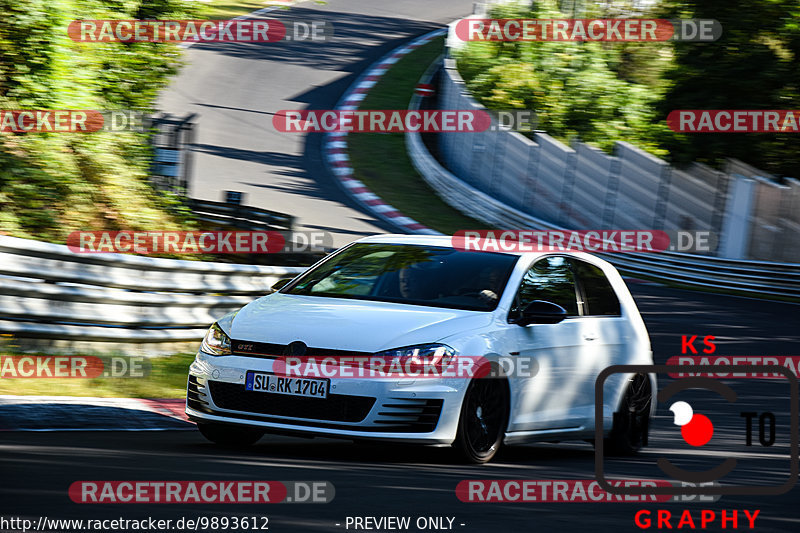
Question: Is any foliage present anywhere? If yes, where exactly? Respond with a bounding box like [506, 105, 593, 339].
[0, 350, 195, 398]
[0, 0, 196, 241]
[456, 0, 800, 178]
[455, 0, 673, 156]
[656, 0, 800, 178]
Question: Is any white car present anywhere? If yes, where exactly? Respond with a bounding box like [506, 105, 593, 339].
[186, 235, 656, 463]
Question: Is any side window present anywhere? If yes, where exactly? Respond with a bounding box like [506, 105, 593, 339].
[511, 256, 579, 317]
[573, 261, 621, 316]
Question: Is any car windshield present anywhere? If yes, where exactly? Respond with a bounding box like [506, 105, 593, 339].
[283, 243, 519, 311]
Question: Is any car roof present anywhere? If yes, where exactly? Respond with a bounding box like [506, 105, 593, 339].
[356, 233, 511, 250]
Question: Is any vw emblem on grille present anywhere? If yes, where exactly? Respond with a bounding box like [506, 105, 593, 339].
[283, 341, 307, 356]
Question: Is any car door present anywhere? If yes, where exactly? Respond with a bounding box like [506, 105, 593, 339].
[566, 258, 626, 426]
[506, 255, 592, 432]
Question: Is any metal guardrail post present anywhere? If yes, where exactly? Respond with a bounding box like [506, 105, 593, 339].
[558, 149, 578, 228]
[602, 157, 622, 229]
[710, 170, 730, 241]
[719, 174, 756, 259]
[653, 164, 673, 231]
[521, 137, 541, 215]
[179, 113, 198, 197]
[150, 112, 197, 197]
[489, 132, 508, 197]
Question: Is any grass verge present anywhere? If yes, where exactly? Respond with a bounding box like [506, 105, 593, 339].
[347, 36, 492, 235]
[0, 353, 194, 398]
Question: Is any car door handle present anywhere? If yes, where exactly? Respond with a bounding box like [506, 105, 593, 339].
[583, 333, 598, 341]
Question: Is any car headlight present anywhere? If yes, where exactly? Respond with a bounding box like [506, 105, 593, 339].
[372, 343, 455, 373]
[200, 323, 232, 356]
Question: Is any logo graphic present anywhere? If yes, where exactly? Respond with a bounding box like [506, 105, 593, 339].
[657, 378, 738, 484]
[669, 401, 714, 446]
[595, 364, 798, 496]
[283, 341, 307, 357]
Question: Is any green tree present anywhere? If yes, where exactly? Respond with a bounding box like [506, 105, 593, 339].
[0, 0, 194, 240]
[455, 0, 672, 155]
[657, 0, 800, 178]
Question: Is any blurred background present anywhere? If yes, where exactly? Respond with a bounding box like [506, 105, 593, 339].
[0, 0, 798, 377]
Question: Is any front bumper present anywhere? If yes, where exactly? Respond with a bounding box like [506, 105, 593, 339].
[186, 351, 465, 444]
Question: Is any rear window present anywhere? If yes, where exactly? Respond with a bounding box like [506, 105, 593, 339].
[573, 261, 621, 316]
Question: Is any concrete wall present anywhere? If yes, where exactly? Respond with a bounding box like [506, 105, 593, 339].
[437, 59, 795, 261]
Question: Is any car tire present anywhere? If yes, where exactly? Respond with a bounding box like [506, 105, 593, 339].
[453, 377, 509, 464]
[605, 373, 652, 456]
[197, 423, 264, 447]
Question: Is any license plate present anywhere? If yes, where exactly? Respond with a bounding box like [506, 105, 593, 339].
[245, 372, 328, 399]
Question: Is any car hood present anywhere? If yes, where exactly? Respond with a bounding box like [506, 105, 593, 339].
[226, 293, 493, 352]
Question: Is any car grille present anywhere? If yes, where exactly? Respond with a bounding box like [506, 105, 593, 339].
[373, 398, 444, 433]
[230, 340, 371, 358]
[187, 375, 209, 411]
[207, 380, 375, 423]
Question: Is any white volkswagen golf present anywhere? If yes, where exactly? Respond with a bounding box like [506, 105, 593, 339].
[186, 235, 656, 463]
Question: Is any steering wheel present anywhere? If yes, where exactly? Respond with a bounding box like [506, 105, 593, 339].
[456, 288, 483, 298]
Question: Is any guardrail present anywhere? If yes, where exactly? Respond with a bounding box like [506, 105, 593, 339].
[149, 113, 296, 233]
[406, 64, 800, 301]
[0, 236, 306, 351]
[150, 112, 196, 197]
[187, 199, 295, 231]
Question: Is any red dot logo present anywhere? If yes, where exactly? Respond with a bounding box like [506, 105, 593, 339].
[670, 401, 714, 447]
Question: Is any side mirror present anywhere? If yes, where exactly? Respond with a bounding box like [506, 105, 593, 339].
[516, 300, 568, 326]
[270, 277, 294, 293]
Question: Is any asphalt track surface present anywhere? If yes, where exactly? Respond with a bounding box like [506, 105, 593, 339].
[2, 285, 799, 532]
[157, 0, 476, 247]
